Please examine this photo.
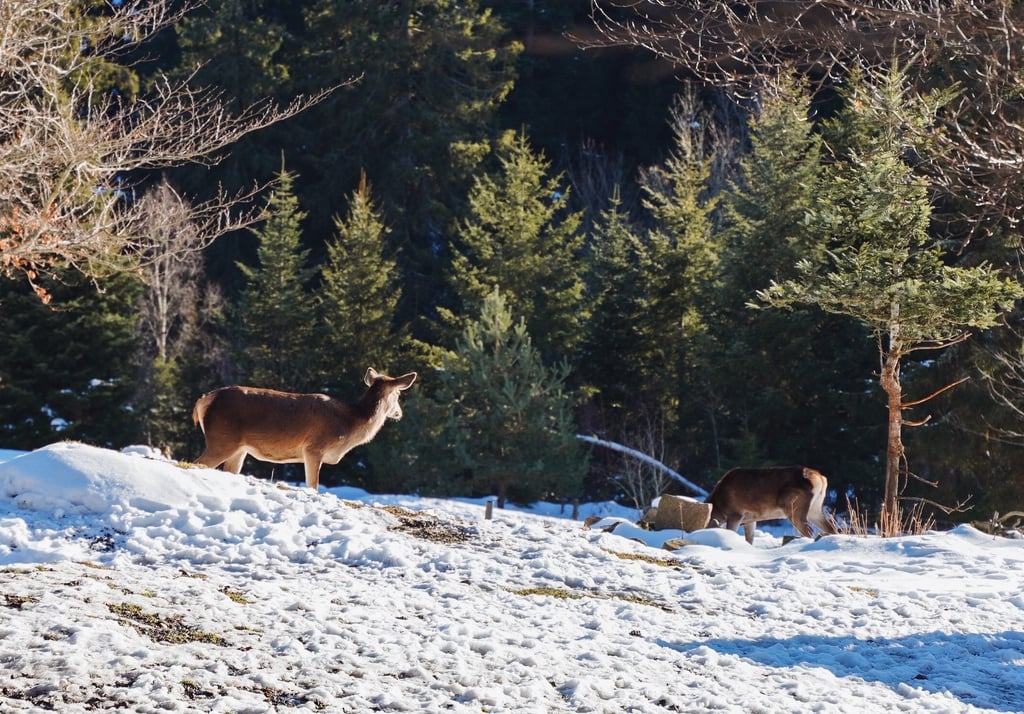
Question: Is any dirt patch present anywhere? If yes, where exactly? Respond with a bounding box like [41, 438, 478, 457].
[380, 505, 477, 544]
[108, 602, 227, 646]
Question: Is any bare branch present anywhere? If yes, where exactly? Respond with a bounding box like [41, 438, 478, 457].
[0, 0, 336, 289]
[901, 374, 970, 410]
[588, 1, 1024, 235]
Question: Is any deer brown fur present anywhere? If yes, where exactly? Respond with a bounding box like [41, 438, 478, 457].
[192, 367, 416, 490]
[706, 465, 836, 544]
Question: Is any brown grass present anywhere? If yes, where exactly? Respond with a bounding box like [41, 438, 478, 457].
[843, 496, 936, 537]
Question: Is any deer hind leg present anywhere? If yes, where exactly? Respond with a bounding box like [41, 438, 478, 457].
[195, 444, 240, 472]
[807, 510, 836, 536]
[779, 488, 814, 539]
[741, 521, 757, 544]
[805, 485, 836, 536]
[789, 509, 815, 538]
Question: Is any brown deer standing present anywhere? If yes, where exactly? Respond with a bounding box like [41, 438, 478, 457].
[705, 466, 836, 544]
[192, 367, 416, 490]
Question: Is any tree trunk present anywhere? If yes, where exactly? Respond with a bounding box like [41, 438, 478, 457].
[880, 315, 905, 536]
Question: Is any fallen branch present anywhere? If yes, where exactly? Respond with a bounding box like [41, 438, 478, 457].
[576, 434, 709, 498]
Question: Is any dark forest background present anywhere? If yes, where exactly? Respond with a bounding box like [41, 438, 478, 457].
[4, 0, 1024, 522]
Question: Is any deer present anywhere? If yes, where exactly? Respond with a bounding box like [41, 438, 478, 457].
[705, 465, 836, 544]
[192, 367, 416, 491]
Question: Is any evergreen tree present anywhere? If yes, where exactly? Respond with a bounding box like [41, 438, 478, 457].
[317, 172, 405, 393]
[579, 192, 649, 410]
[0, 272, 142, 450]
[758, 68, 1024, 534]
[713, 74, 879, 486]
[172, 0, 292, 189]
[288, 0, 520, 327]
[231, 168, 318, 391]
[433, 288, 587, 508]
[633, 101, 722, 469]
[448, 130, 588, 360]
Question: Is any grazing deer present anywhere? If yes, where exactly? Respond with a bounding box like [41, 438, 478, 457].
[192, 368, 416, 490]
[705, 466, 836, 544]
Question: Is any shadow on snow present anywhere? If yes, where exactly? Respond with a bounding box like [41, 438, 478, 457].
[660, 630, 1024, 712]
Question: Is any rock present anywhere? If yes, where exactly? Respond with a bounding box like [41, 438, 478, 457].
[651, 495, 712, 532]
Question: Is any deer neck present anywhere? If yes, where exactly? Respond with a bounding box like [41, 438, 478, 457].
[350, 392, 390, 442]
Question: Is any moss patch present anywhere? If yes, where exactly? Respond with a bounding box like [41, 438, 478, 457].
[108, 602, 227, 646]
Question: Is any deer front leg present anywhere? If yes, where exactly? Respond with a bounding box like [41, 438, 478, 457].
[303, 452, 323, 491]
[223, 450, 246, 474]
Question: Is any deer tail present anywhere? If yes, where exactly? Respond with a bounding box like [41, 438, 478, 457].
[192, 391, 215, 433]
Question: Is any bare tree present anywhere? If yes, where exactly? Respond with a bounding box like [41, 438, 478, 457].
[134, 178, 240, 363]
[587, 0, 1024, 237]
[614, 409, 677, 515]
[0, 0, 332, 297]
[979, 326, 1024, 445]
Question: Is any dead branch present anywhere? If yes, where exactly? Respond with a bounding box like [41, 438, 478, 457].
[0, 0, 337, 290]
[587, 0, 1024, 236]
[901, 375, 970, 410]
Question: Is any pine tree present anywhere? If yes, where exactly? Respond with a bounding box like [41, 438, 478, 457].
[317, 172, 405, 393]
[434, 288, 587, 508]
[172, 0, 292, 190]
[634, 101, 722, 462]
[758, 68, 1024, 534]
[448, 130, 588, 360]
[579, 192, 649, 409]
[712, 74, 879, 482]
[288, 0, 520, 321]
[232, 168, 318, 391]
[0, 272, 142, 450]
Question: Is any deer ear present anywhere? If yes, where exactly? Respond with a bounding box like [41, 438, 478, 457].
[397, 372, 417, 389]
[364, 367, 379, 386]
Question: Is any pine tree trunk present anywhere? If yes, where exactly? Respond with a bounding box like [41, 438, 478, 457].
[880, 315, 904, 536]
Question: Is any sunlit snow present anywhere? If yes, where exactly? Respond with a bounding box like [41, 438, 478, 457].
[0, 442, 1021, 713]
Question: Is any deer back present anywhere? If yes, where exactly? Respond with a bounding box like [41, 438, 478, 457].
[707, 466, 824, 523]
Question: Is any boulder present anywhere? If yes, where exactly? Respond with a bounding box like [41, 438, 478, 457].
[651, 495, 712, 532]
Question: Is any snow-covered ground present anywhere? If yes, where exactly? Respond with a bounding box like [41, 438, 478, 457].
[0, 442, 1022, 713]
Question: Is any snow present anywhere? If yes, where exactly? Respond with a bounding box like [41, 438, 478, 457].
[0, 442, 1022, 713]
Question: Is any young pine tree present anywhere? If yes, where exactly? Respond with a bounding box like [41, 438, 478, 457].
[714, 74, 879, 481]
[448, 130, 588, 361]
[232, 168, 318, 391]
[758, 68, 1024, 534]
[317, 172, 405, 393]
[634, 97, 723, 466]
[579, 192, 650, 410]
[434, 288, 588, 509]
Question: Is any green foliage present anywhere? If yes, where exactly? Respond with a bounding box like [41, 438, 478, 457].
[171, 0, 292, 193]
[636, 106, 721, 407]
[448, 130, 588, 360]
[317, 173, 406, 393]
[761, 106, 1021, 343]
[431, 289, 587, 508]
[757, 67, 1024, 524]
[711, 74, 880, 483]
[287, 0, 520, 281]
[0, 273, 142, 450]
[175, 0, 290, 105]
[578, 193, 650, 409]
[720, 73, 823, 296]
[231, 168, 319, 391]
